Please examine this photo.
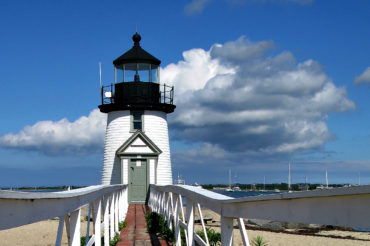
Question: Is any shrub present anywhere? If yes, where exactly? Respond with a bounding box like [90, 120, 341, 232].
[119, 220, 127, 231]
[109, 233, 121, 246]
[146, 210, 221, 246]
[251, 236, 269, 246]
[196, 227, 221, 246]
[145, 210, 174, 242]
[80, 236, 86, 246]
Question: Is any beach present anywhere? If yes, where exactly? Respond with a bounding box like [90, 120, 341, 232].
[1, 210, 369, 246]
[0, 218, 93, 246]
[198, 208, 370, 246]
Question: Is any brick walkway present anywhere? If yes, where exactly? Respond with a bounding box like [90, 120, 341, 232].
[117, 204, 169, 246]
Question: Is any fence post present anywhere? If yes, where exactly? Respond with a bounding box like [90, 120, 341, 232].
[221, 216, 233, 246]
[238, 218, 250, 246]
[197, 203, 209, 246]
[93, 199, 102, 246]
[103, 196, 110, 246]
[110, 193, 115, 239]
[69, 209, 81, 246]
[115, 192, 119, 233]
[124, 188, 128, 219]
[85, 204, 91, 245]
[168, 192, 174, 230]
[186, 198, 195, 246]
[174, 194, 181, 246]
[55, 216, 64, 246]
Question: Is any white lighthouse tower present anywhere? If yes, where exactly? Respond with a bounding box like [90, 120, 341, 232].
[99, 33, 175, 203]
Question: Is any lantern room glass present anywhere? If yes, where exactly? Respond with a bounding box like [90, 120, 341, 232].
[114, 63, 159, 83]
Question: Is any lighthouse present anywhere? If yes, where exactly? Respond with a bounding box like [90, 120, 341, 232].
[99, 33, 175, 203]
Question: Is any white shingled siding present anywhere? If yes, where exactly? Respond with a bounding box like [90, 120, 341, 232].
[101, 111, 131, 184]
[144, 111, 172, 185]
[101, 110, 172, 185]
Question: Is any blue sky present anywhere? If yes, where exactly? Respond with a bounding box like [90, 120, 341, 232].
[0, 0, 370, 187]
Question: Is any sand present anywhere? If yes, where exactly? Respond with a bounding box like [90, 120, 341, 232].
[196, 208, 370, 246]
[1, 210, 369, 246]
[0, 218, 93, 246]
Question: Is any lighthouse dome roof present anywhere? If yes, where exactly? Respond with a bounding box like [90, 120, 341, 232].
[113, 32, 161, 66]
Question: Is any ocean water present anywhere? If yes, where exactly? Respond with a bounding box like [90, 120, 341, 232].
[181, 189, 279, 207]
[213, 190, 279, 198]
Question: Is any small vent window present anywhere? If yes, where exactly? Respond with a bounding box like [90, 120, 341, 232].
[131, 111, 143, 131]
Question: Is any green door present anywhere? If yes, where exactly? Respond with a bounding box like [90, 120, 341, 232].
[128, 159, 148, 203]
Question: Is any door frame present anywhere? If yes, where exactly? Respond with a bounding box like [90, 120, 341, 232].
[118, 154, 159, 203]
[128, 158, 149, 203]
[115, 131, 162, 203]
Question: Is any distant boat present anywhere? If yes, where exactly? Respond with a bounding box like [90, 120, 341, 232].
[232, 186, 241, 191]
[176, 173, 185, 185]
[316, 170, 333, 190]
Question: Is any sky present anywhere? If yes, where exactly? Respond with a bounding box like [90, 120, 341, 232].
[0, 0, 370, 187]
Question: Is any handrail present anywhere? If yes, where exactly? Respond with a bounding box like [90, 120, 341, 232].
[0, 184, 128, 246]
[148, 184, 370, 246]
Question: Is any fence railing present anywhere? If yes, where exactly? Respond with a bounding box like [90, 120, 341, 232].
[148, 184, 370, 246]
[0, 185, 128, 246]
[100, 82, 174, 105]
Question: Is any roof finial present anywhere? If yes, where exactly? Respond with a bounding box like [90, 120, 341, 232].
[132, 31, 141, 46]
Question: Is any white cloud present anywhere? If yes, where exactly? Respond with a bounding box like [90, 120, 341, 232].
[184, 0, 313, 15]
[0, 109, 106, 155]
[0, 36, 353, 161]
[354, 67, 370, 84]
[163, 36, 354, 157]
[161, 48, 235, 96]
[184, 0, 212, 15]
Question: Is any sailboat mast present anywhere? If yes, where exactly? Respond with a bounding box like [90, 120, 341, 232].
[325, 169, 329, 188]
[305, 176, 308, 190]
[358, 172, 361, 186]
[288, 163, 291, 190]
[228, 169, 231, 188]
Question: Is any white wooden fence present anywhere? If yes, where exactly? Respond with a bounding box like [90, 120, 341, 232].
[148, 184, 370, 246]
[0, 185, 128, 246]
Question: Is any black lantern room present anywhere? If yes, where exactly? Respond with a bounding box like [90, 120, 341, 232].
[99, 33, 175, 113]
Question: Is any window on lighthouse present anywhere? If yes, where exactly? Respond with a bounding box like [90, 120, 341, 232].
[131, 111, 143, 131]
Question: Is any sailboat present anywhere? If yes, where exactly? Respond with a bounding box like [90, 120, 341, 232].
[316, 169, 333, 189]
[226, 169, 233, 192]
[176, 173, 185, 185]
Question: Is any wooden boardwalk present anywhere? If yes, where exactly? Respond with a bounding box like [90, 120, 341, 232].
[117, 204, 169, 246]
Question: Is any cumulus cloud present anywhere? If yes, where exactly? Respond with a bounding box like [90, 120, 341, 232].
[354, 67, 370, 84]
[163, 36, 354, 158]
[0, 109, 106, 155]
[0, 36, 353, 162]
